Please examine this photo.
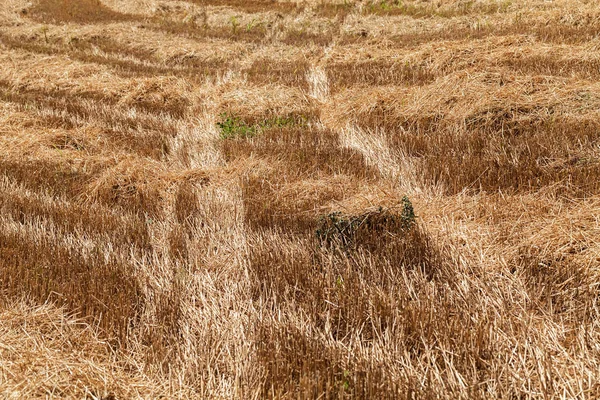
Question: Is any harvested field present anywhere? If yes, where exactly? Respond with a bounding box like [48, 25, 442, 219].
[1, 0, 600, 398]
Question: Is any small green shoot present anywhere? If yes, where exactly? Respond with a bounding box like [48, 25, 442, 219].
[230, 16, 240, 35]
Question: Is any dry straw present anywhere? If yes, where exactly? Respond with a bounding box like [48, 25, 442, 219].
[0, 0, 599, 398]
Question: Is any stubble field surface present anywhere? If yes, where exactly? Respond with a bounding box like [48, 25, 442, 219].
[1, 0, 600, 398]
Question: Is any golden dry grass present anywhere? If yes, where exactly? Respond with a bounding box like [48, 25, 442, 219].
[1, 0, 600, 398]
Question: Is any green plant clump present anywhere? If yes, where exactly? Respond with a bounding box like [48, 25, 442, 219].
[217, 113, 306, 140]
[316, 196, 416, 248]
[217, 113, 257, 139]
